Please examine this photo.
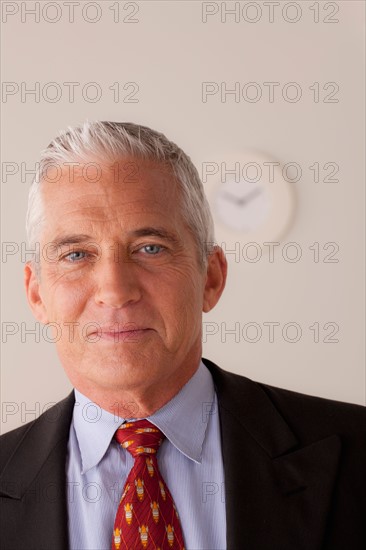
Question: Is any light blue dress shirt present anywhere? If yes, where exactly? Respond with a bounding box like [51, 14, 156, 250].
[66, 360, 227, 550]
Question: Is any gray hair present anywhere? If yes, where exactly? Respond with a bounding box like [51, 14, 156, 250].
[26, 121, 216, 275]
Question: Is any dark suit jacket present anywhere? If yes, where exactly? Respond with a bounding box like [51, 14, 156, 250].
[1, 358, 365, 549]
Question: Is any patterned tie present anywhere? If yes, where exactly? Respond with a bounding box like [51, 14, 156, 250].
[112, 419, 185, 550]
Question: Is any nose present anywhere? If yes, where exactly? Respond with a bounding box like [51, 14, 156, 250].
[94, 256, 142, 309]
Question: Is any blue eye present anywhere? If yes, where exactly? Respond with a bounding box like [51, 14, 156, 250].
[142, 245, 162, 255]
[65, 251, 87, 262]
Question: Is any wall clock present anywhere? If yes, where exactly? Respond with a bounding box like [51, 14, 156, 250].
[208, 152, 296, 246]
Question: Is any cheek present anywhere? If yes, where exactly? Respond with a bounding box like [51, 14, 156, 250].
[46, 280, 89, 323]
[155, 278, 204, 337]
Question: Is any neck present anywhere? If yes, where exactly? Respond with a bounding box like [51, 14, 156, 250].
[73, 360, 200, 418]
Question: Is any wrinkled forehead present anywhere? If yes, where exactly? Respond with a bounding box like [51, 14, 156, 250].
[40, 155, 180, 205]
[38, 156, 186, 234]
[40, 155, 175, 190]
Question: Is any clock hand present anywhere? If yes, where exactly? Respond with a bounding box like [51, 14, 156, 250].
[237, 187, 263, 206]
[222, 191, 243, 204]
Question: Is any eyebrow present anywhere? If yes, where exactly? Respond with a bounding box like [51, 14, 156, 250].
[130, 227, 180, 244]
[51, 227, 180, 248]
[51, 234, 92, 247]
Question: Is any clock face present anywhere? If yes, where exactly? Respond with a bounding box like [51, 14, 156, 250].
[210, 152, 295, 244]
[215, 178, 271, 232]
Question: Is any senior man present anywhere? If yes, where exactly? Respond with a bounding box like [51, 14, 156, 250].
[0, 121, 365, 550]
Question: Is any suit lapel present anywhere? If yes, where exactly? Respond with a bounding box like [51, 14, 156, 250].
[203, 358, 341, 550]
[0, 393, 75, 550]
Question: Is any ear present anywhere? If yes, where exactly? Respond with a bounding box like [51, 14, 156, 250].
[24, 262, 49, 324]
[202, 246, 227, 313]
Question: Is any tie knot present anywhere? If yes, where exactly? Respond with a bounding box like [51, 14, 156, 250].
[114, 419, 165, 458]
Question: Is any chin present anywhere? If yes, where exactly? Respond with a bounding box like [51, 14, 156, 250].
[93, 356, 159, 382]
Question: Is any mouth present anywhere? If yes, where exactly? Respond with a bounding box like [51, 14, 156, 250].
[87, 328, 153, 343]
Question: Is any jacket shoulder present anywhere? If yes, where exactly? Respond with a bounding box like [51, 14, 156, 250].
[259, 381, 365, 439]
[0, 393, 74, 473]
[203, 357, 365, 442]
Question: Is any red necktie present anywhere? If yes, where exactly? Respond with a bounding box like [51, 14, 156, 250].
[112, 419, 185, 550]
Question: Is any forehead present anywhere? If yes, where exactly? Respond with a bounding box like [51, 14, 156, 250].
[40, 157, 182, 229]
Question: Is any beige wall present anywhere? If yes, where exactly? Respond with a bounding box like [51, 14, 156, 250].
[1, 1, 365, 433]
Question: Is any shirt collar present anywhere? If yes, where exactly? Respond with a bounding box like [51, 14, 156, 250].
[73, 360, 215, 473]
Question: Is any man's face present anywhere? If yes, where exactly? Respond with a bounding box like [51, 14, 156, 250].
[25, 157, 225, 405]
